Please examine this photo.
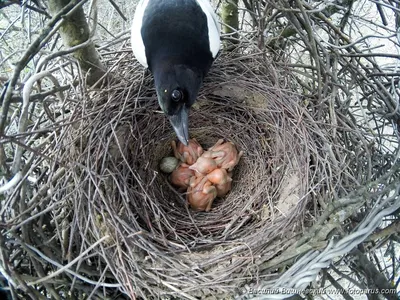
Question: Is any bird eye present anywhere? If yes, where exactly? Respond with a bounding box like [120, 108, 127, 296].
[171, 89, 182, 102]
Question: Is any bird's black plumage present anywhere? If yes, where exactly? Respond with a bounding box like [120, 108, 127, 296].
[144, 1, 213, 66]
[131, 0, 220, 145]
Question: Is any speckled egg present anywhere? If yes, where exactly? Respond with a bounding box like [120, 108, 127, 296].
[159, 157, 179, 173]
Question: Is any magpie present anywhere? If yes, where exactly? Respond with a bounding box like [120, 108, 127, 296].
[131, 0, 220, 145]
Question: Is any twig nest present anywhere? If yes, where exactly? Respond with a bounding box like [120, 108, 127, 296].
[55, 52, 332, 298]
[159, 156, 179, 173]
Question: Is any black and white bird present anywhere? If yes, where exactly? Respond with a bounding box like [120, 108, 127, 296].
[131, 0, 220, 145]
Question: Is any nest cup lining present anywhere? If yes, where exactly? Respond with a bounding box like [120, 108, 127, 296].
[61, 52, 322, 297]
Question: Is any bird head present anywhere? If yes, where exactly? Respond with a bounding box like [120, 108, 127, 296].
[153, 62, 203, 145]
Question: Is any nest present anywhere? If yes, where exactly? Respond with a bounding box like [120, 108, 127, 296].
[2, 2, 400, 298]
[42, 51, 366, 298]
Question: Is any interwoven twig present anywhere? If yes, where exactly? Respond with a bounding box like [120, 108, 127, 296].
[239, 172, 400, 299]
[0, 0, 399, 299]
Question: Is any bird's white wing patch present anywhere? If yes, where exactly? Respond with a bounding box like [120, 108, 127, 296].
[195, 0, 221, 58]
[131, 0, 150, 68]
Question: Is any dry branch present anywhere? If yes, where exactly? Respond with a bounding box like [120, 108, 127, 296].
[0, 0, 399, 299]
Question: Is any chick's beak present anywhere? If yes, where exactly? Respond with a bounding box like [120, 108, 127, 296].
[168, 106, 189, 146]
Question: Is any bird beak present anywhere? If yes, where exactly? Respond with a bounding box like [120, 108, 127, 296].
[168, 106, 189, 146]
